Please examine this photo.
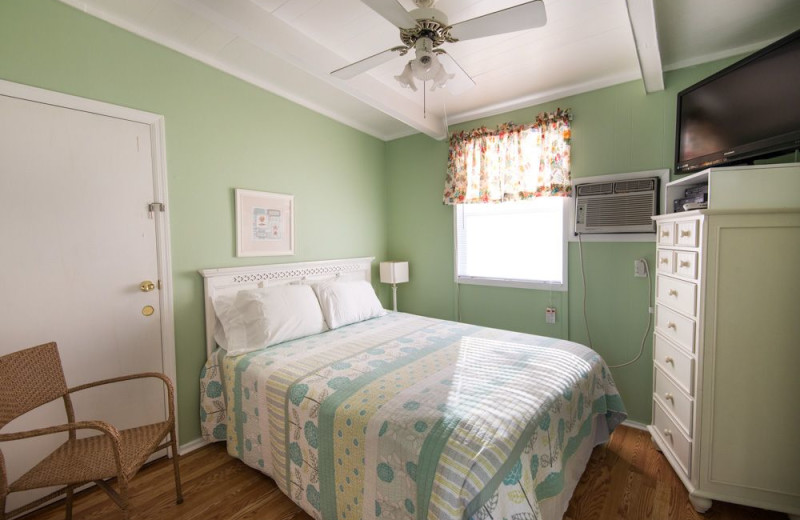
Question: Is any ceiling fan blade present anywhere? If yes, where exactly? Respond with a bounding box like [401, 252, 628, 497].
[437, 52, 476, 96]
[361, 0, 418, 29]
[331, 47, 403, 79]
[449, 1, 546, 41]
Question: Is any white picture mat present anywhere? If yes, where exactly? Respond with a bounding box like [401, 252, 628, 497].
[235, 189, 294, 257]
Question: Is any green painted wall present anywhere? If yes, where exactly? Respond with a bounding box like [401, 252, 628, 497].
[385, 61, 744, 424]
[0, 0, 388, 443]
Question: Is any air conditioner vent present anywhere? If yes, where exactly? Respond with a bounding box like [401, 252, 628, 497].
[575, 177, 658, 234]
[576, 182, 613, 196]
[614, 178, 656, 193]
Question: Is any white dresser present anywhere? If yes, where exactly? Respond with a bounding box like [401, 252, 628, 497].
[649, 163, 800, 518]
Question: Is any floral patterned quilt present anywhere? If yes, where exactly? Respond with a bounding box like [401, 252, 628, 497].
[200, 312, 625, 520]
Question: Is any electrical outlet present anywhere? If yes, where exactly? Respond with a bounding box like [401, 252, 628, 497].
[634, 258, 647, 277]
[545, 307, 557, 324]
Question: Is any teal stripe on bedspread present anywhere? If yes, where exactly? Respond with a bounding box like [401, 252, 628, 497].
[415, 342, 557, 520]
[232, 354, 258, 458]
[317, 326, 480, 520]
[415, 415, 460, 520]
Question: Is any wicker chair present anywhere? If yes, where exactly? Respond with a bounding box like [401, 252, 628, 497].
[0, 342, 183, 520]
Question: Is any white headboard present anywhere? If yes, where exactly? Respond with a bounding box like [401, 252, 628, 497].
[198, 257, 375, 356]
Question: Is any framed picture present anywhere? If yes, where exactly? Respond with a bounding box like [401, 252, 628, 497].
[235, 189, 294, 257]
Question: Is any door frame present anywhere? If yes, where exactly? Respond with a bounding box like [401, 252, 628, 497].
[0, 78, 179, 438]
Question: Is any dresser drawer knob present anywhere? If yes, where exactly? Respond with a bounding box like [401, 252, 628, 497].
[664, 392, 674, 402]
[665, 356, 675, 365]
[679, 261, 690, 268]
[680, 230, 691, 238]
[663, 428, 673, 439]
[668, 289, 678, 297]
[660, 257, 669, 264]
[667, 322, 677, 330]
[661, 230, 670, 238]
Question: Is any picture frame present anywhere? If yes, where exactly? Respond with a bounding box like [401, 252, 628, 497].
[235, 189, 294, 257]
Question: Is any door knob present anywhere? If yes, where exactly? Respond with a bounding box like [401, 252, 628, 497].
[139, 280, 156, 292]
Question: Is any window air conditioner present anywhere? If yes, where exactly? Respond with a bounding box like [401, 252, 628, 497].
[574, 177, 658, 234]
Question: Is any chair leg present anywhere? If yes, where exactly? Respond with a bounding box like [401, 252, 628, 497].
[169, 428, 184, 504]
[65, 486, 74, 520]
[118, 478, 130, 520]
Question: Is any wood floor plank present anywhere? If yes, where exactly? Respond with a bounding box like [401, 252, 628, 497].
[15, 426, 788, 520]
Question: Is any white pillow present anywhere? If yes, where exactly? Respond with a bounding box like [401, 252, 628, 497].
[211, 293, 236, 349]
[211, 280, 299, 350]
[223, 284, 328, 356]
[312, 280, 386, 329]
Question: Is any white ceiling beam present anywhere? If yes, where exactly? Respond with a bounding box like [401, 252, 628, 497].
[625, 0, 664, 92]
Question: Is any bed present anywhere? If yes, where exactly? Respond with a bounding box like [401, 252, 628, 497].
[199, 257, 626, 520]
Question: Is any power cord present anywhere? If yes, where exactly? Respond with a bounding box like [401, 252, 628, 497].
[577, 232, 594, 349]
[455, 280, 461, 323]
[608, 258, 652, 368]
[576, 232, 653, 368]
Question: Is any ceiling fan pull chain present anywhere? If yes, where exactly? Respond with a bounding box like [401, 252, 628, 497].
[443, 100, 449, 136]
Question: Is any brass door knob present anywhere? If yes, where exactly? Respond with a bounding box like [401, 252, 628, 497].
[139, 280, 156, 292]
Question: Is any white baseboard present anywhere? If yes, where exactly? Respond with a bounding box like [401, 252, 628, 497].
[622, 419, 649, 431]
[179, 437, 210, 455]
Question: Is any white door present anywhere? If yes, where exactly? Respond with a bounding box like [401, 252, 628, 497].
[0, 88, 171, 511]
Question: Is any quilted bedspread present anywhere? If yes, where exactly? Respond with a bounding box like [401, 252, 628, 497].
[200, 312, 625, 520]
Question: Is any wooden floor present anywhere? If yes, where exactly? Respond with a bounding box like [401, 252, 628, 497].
[18, 426, 788, 520]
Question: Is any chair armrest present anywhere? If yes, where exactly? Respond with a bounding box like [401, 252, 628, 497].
[68, 372, 176, 420]
[69, 372, 174, 395]
[0, 421, 125, 490]
[0, 420, 120, 443]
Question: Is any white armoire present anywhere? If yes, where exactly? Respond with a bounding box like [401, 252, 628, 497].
[649, 163, 800, 518]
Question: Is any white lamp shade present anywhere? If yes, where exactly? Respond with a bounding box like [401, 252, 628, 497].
[380, 261, 409, 284]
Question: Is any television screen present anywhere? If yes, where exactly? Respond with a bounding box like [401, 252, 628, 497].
[675, 29, 800, 174]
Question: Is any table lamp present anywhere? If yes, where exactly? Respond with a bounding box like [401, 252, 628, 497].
[379, 261, 409, 312]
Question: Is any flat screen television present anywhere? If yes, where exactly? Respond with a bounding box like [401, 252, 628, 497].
[675, 28, 800, 174]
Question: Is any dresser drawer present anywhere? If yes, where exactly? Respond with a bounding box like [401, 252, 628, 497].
[676, 219, 700, 247]
[657, 250, 674, 274]
[653, 400, 692, 476]
[655, 306, 696, 353]
[654, 334, 694, 394]
[657, 275, 698, 316]
[675, 251, 698, 280]
[654, 367, 693, 434]
[658, 222, 675, 246]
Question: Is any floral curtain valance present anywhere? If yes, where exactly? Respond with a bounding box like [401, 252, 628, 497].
[443, 109, 572, 205]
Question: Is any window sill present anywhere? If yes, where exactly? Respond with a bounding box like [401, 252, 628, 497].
[457, 276, 567, 291]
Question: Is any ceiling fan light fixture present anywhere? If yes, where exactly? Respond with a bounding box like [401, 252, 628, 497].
[394, 36, 452, 90]
[430, 64, 454, 91]
[394, 61, 418, 91]
[410, 54, 441, 80]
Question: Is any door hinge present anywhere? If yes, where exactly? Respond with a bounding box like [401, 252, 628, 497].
[148, 202, 165, 217]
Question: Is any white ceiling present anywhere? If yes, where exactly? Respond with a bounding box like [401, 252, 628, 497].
[59, 0, 800, 141]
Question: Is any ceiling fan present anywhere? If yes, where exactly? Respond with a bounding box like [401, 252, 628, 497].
[331, 0, 547, 95]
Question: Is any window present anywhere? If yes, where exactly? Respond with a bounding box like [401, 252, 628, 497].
[455, 197, 568, 290]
